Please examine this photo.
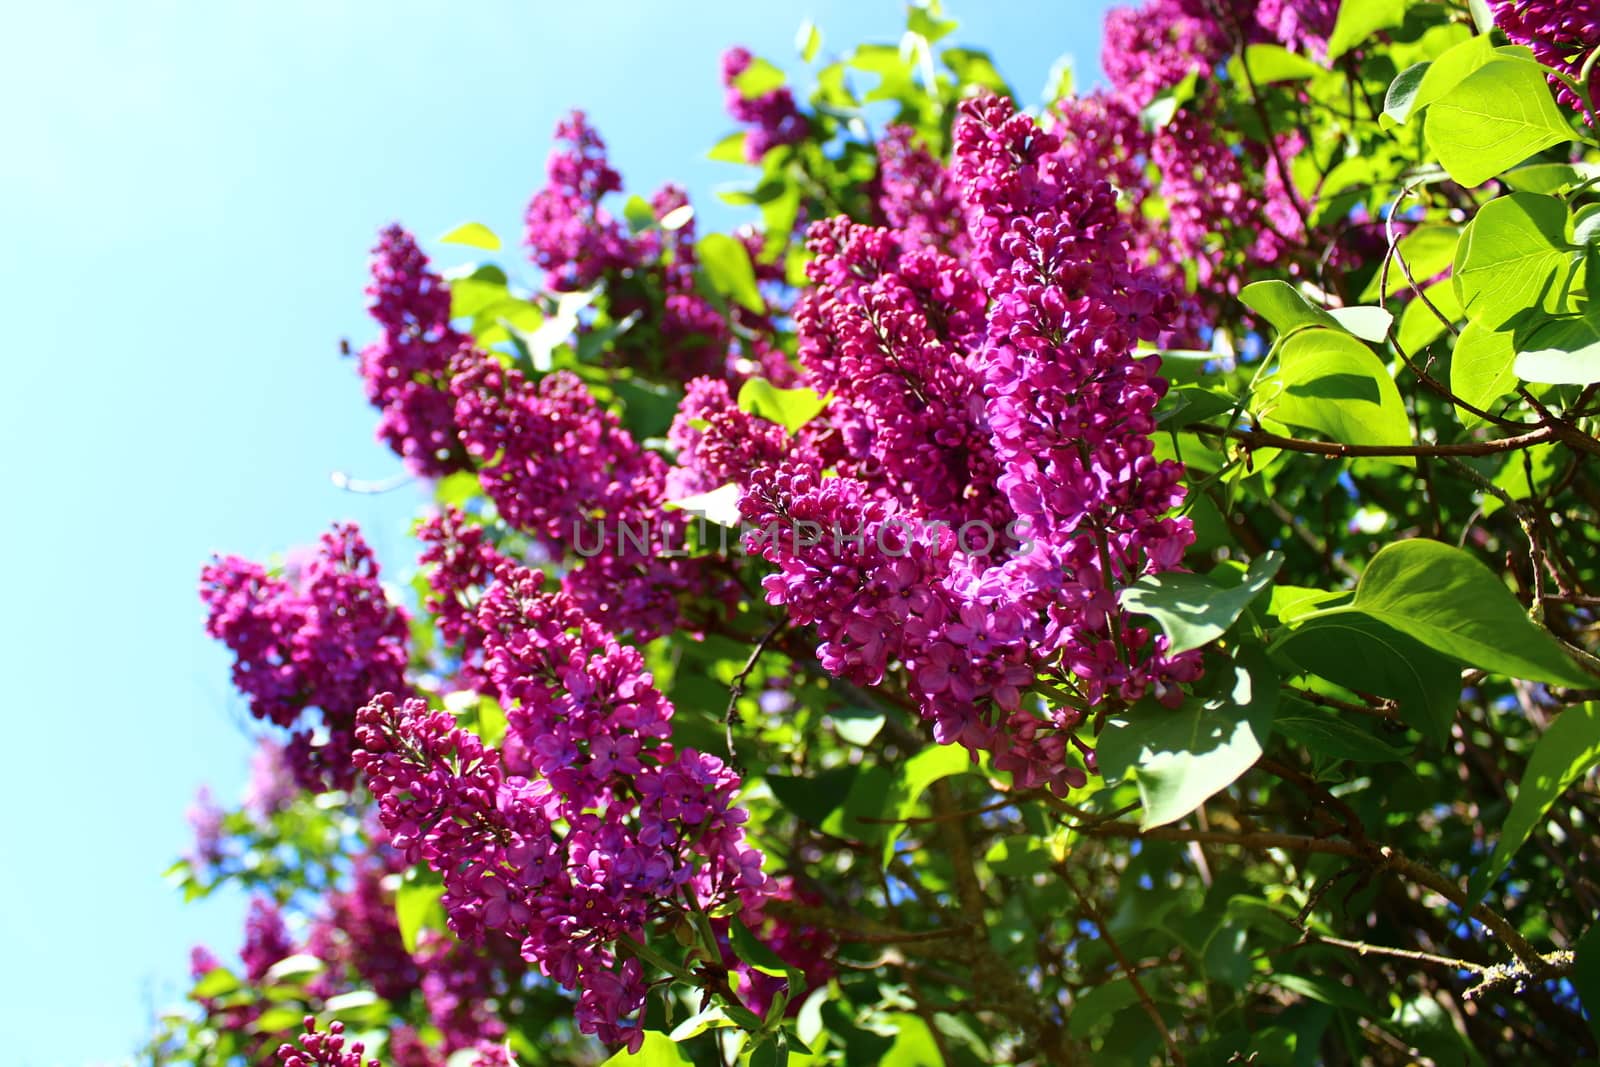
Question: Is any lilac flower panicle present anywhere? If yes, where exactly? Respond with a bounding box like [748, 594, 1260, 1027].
[241, 897, 294, 981]
[721, 47, 811, 161]
[358, 225, 470, 477]
[355, 560, 773, 1051]
[200, 523, 409, 791]
[1492, 0, 1600, 111]
[278, 1019, 380, 1067]
[523, 111, 635, 291]
[449, 352, 710, 638]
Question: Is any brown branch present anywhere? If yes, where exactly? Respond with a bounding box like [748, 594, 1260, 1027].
[1064, 866, 1187, 1067]
[1079, 822, 1551, 972]
[1188, 420, 1558, 458]
[723, 612, 786, 768]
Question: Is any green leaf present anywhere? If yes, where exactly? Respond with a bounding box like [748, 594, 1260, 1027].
[253, 1006, 307, 1033]
[263, 953, 324, 985]
[880, 1013, 945, 1066]
[1268, 585, 1351, 623]
[325, 990, 387, 1025]
[664, 483, 744, 527]
[1253, 328, 1414, 463]
[191, 967, 240, 1000]
[942, 47, 1011, 95]
[821, 764, 895, 843]
[669, 1005, 736, 1042]
[1158, 383, 1239, 426]
[623, 195, 656, 234]
[1230, 44, 1323, 85]
[438, 221, 501, 251]
[830, 706, 885, 746]
[1383, 62, 1430, 126]
[1273, 713, 1414, 762]
[1400, 34, 1498, 123]
[734, 56, 787, 98]
[1514, 311, 1600, 385]
[985, 833, 1053, 876]
[1502, 161, 1600, 194]
[1327, 0, 1411, 61]
[1097, 649, 1277, 830]
[1425, 58, 1576, 188]
[737, 377, 827, 433]
[1454, 192, 1579, 327]
[1467, 703, 1600, 907]
[767, 765, 858, 826]
[1310, 539, 1594, 687]
[1240, 280, 1342, 337]
[1450, 320, 1518, 423]
[1574, 922, 1600, 1047]
[1485, 441, 1561, 516]
[882, 745, 974, 864]
[796, 19, 822, 63]
[1265, 973, 1380, 1016]
[708, 132, 748, 164]
[908, 5, 958, 44]
[696, 232, 765, 313]
[1068, 979, 1141, 1038]
[396, 876, 446, 954]
[1120, 552, 1284, 655]
[446, 263, 510, 321]
[1326, 305, 1394, 342]
[1274, 614, 1461, 743]
[600, 1032, 693, 1066]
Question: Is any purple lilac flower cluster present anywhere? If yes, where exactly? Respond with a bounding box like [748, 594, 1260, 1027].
[720, 47, 810, 162]
[241, 897, 295, 981]
[1089, 0, 1333, 308]
[278, 1019, 379, 1067]
[1492, 0, 1600, 112]
[874, 124, 969, 254]
[200, 523, 410, 791]
[664, 376, 791, 499]
[449, 353, 712, 639]
[521, 113, 741, 382]
[737, 96, 1202, 794]
[523, 111, 633, 292]
[304, 848, 421, 1005]
[796, 216, 1007, 531]
[957, 95, 1201, 696]
[355, 567, 772, 1051]
[358, 225, 470, 477]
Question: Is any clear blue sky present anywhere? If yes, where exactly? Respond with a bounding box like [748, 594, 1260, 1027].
[0, 3, 1113, 1062]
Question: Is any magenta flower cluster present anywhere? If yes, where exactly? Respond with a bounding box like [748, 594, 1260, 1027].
[523, 110, 633, 292]
[875, 125, 970, 254]
[1493, 0, 1600, 112]
[449, 353, 713, 639]
[278, 1019, 379, 1067]
[355, 564, 772, 1052]
[721, 47, 811, 162]
[1089, 0, 1337, 311]
[358, 225, 470, 477]
[200, 523, 410, 791]
[520, 112, 744, 382]
[734, 96, 1202, 794]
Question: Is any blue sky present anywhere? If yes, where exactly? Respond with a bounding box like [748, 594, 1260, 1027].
[0, 2, 1113, 1061]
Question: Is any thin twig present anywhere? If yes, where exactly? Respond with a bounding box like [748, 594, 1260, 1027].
[1188, 421, 1558, 459]
[724, 613, 786, 768]
[1064, 867, 1187, 1067]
